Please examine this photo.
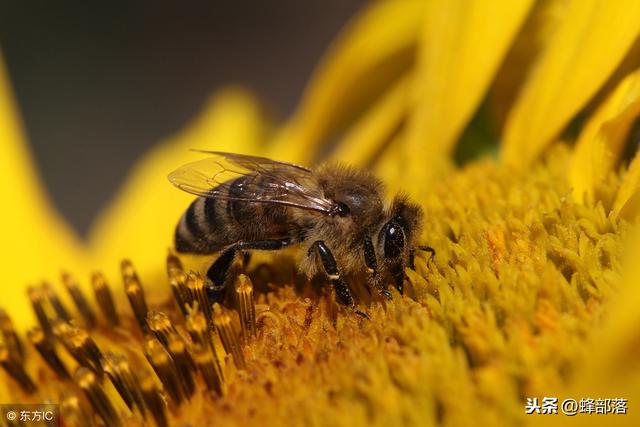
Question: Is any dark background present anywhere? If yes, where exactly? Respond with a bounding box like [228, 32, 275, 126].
[0, 0, 364, 235]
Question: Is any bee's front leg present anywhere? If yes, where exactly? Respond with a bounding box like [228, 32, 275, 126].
[308, 240, 368, 319]
[363, 236, 391, 300]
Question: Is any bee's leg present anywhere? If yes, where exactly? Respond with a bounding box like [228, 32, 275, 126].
[418, 245, 436, 262]
[206, 238, 291, 302]
[408, 249, 416, 270]
[390, 265, 406, 295]
[363, 236, 391, 300]
[308, 240, 368, 318]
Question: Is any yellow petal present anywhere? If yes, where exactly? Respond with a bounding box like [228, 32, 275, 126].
[329, 74, 411, 167]
[88, 88, 272, 289]
[613, 151, 640, 220]
[490, 0, 570, 131]
[405, 0, 534, 189]
[0, 54, 88, 329]
[502, 0, 640, 169]
[269, 0, 424, 165]
[570, 69, 640, 204]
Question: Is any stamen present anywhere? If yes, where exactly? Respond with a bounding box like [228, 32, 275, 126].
[144, 336, 184, 406]
[92, 272, 119, 327]
[166, 331, 196, 398]
[56, 322, 104, 376]
[192, 343, 224, 394]
[185, 308, 213, 352]
[0, 308, 24, 362]
[75, 367, 122, 427]
[138, 368, 169, 427]
[146, 310, 177, 348]
[169, 268, 188, 316]
[186, 272, 212, 323]
[27, 326, 70, 380]
[62, 272, 97, 330]
[120, 259, 139, 282]
[167, 251, 183, 274]
[60, 391, 93, 427]
[185, 309, 225, 385]
[103, 352, 146, 415]
[28, 285, 54, 339]
[124, 273, 149, 333]
[42, 281, 71, 322]
[235, 274, 256, 343]
[213, 303, 245, 369]
[0, 344, 36, 393]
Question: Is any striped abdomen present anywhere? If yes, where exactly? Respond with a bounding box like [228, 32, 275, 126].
[174, 177, 292, 254]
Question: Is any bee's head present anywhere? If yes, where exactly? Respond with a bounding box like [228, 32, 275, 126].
[379, 195, 423, 293]
[319, 164, 385, 226]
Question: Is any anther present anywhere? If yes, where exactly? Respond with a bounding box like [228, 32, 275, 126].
[56, 323, 104, 376]
[185, 309, 213, 353]
[186, 272, 212, 323]
[144, 336, 184, 406]
[27, 326, 70, 380]
[192, 343, 225, 394]
[147, 310, 178, 348]
[120, 259, 139, 282]
[213, 303, 245, 369]
[169, 268, 188, 316]
[75, 367, 122, 427]
[186, 309, 224, 384]
[62, 272, 97, 330]
[235, 274, 256, 343]
[60, 392, 93, 427]
[167, 251, 183, 275]
[28, 285, 54, 339]
[92, 272, 119, 327]
[167, 332, 196, 399]
[138, 368, 169, 427]
[103, 352, 146, 414]
[0, 344, 37, 393]
[42, 281, 71, 322]
[125, 274, 149, 333]
[0, 308, 24, 362]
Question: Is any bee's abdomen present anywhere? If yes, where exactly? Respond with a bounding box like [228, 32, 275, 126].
[175, 196, 227, 254]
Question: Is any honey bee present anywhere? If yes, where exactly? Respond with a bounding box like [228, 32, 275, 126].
[169, 151, 433, 315]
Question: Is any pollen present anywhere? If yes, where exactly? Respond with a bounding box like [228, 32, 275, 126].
[0, 148, 627, 426]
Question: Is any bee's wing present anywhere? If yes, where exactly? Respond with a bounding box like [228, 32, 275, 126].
[168, 151, 335, 214]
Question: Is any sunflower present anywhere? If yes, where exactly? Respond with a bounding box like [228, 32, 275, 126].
[2, 1, 640, 426]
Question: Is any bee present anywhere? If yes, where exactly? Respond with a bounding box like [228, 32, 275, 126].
[169, 151, 434, 315]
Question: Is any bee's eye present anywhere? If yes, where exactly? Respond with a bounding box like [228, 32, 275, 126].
[383, 221, 405, 259]
[334, 202, 350, 217]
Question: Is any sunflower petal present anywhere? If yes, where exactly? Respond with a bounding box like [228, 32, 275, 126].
[269, 0, 424, 164]
[405, 0, 534, 186]
[613, 151, 640, 220]
[570, 69, 640, 204]
[502, 0, 640, 168]
[329, 74, 411, 167]
[0, 55, 88, 329]
[490, 0, 570, 131]
[88, 88, 272, 288]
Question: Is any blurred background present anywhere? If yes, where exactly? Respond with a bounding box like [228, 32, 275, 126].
[0, 0, 364, 235]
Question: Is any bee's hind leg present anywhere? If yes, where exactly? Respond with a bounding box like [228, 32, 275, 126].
[308, 240, 369, 319]
[205, 238, 292, 302]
